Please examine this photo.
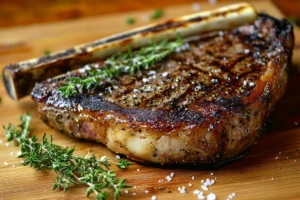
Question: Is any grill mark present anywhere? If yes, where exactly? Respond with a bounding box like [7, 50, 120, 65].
[229, 55, 249, 70]
[31, 14, 294, 114]
[237, 69, 262, 79]
[209, 60, 235, 77]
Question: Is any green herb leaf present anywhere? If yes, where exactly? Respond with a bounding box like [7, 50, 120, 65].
[288, 15, 298, 25]
[59, 36, 185, 98]
[116, 159, 132, 169]
[151, 9, 164, 20]
[44, 50, 51, 55]
[126, 17, 136, 25]
[4, 114, 132, 200]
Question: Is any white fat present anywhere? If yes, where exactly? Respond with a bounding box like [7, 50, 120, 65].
[105, 123, 215, 163]
[126, 137, 153, 157]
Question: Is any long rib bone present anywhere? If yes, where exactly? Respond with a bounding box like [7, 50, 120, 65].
[2, 3, 257, 100]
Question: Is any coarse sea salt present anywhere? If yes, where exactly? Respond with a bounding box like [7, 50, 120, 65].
[192, 3, 200, 11]
[166, 175, 172, 182]
[208, 0, 217, 4]
[207, 193, 216, 200]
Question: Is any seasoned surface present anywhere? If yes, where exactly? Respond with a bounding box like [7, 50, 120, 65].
[32, 14, 293, 123]
[31, 13, 294, 165]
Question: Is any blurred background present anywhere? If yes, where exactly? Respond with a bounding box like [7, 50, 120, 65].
[0, 0, 299, 28]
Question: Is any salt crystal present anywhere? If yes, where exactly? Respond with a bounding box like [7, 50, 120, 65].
[210, 172, 214, 176]
[192, 3, 200, 11]
[170, 172, 175, 177]
[78, 68, 86, 73]
[192, 176, 195, 180]
[198, 193, 205, 200]
[4, 161, 8, 166]
[145, 190, 149, 193]
[178, 186, 186, 193]
[152, 196, 157, 200]
[115, 155, 121, 159]
[148, 70, 156, 75]
[201, 185, 208, 191]
[124, 190, 129, 194]
[137, 168, 140, 172]
[5, 143, 9, 147]
[84, 65, 91, 71]
[207, 193, 216, 200]
[162, 72, 169, 77]
[208, 0, 217, 4]
[10, 152, 14, 156]
[0, 140, 3, 144]
[188, 183, 193, 187]
[193, 190, 200, 194]
[166, 175, 172, 182]
[142, 78, 149, 83]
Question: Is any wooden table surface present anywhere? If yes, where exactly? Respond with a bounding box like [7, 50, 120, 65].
[0, 0, 299, 28]
[0, 0, 300, 200]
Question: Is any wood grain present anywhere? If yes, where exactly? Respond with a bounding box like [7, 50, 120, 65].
[0, 0, 299, 28]
[0, 1, 300, 200]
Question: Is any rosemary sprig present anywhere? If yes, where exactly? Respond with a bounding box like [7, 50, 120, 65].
[59, 37, 184, 98]
[3, 114, 132, 200]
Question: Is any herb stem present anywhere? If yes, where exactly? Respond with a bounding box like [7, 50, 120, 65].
[59, 36, 185, 98]
[3, 114, 132, 200]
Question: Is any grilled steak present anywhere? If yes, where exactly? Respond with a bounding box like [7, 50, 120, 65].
[31, 14, 294, 164]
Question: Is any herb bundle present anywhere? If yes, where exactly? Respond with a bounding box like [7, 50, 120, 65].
[3, 114, 132, 200]
[59, 37, 184, 98]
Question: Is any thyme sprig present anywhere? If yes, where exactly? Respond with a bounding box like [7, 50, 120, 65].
[3, 114, 132, 200]
[59, 37, 184, 98]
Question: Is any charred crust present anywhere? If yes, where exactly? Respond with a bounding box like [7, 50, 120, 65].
[30, 14, 294, 164]
[32, 14, 294, 127]
[37, 48, 77, 64]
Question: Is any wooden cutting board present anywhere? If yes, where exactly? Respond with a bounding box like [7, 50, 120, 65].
[0, 1, 300, 199]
